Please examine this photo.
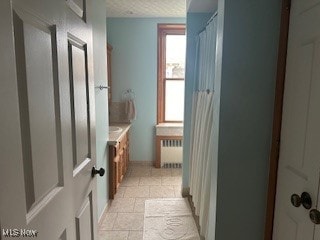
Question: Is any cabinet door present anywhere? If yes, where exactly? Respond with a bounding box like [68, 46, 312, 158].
[108, 146, 117, 199]
[115, 155, 120, 189]
[119, 149, 124, 182]
[108, 130, 130, 199]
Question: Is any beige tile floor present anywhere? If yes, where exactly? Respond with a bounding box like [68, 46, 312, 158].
[99, 162, 183, 240]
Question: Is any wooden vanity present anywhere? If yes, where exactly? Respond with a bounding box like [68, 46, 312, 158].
[108, 124, 131, 199]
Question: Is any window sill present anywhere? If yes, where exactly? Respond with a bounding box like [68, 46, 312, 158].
[155, 123, 184, 136]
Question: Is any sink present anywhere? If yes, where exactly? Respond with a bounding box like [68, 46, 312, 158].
[109, 126, 122, 133]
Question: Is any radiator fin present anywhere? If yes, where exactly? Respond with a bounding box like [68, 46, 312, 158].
[160, 139, 183, 167]
[162, 163, 182, 168]
[162, 139, 183, 147]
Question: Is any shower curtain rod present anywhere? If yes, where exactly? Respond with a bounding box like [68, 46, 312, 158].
[198, 11, 218, 34]
[206, 11, 218, 25]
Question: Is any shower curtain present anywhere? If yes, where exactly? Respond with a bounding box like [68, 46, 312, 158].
[189, 13, 217, 238]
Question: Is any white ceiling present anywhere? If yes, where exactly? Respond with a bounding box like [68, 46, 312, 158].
[106, 0, 186, 18]
[187, 0, 218, 13]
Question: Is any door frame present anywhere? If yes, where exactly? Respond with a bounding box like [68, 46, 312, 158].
[264, 0, 291, 239]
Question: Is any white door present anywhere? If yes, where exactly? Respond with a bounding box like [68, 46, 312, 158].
[273, 0, 320, 239]
[0, 0, 99, 239]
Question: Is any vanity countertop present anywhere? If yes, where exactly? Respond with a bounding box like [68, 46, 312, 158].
[108, 123, 131, 146]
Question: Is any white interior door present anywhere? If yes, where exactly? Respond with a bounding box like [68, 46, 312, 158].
[0, 0, 98, 239]
[273, 0, 320, 239]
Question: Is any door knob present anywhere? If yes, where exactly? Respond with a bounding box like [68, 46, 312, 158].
[301, 192, 312, 209]
[290, 194, 301, 207]
[91, 167, 105, 177]
[290, 192, 312, 209]
[310, 209, 320, 224]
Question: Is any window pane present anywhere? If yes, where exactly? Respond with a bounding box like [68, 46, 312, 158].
[166, 35, 186, 78]
[165, 80, 184, 121]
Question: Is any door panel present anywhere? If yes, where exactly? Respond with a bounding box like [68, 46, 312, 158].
[297, 0, 320, 12]
[76, 195, 94, 240]
[273, 0, 320, 239]
[66, 0, 86, 21]
[13, 9, 63, 212]
[59, 230, 67, 240]
[68, 35, 91, 169]
[277, 212, 298, 240]
[280, 43, 314, 169]
[309, 28, 320, 240]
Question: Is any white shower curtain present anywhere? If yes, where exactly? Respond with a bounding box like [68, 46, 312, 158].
[189, 13, 217, 238]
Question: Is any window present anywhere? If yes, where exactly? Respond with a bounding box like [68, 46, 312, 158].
[157, 24, 186, 123]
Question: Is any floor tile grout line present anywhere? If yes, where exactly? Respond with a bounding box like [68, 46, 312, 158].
[133, 197, 137, 212]
[110, 213, 118, 231]
[99, 230, 130, 232]
[110, 212, 145, 214]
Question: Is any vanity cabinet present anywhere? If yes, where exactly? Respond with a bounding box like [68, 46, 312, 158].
[109, 131, 130, 199]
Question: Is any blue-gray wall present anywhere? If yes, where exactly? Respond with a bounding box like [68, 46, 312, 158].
[92, 0, 108, 219]
[182, 13, 212, 188]
[107, 18, 185, 161]
[212, 0, 282, 239]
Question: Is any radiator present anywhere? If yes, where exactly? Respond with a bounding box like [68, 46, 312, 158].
[160, 139, 183, 168]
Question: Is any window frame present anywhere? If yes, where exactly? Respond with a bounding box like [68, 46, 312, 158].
[157, 24, 186, 124]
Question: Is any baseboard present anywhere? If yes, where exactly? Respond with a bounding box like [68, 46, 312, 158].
[186, 193, 205, 240]
[129, 160, 153, 166]
[182, 187, 190, 197]
[98, 199, 111, 226]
